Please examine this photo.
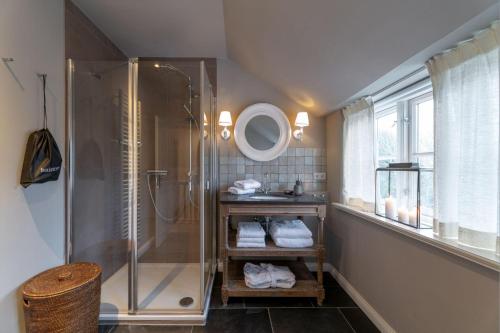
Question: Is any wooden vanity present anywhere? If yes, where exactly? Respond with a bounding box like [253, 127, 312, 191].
[219, 192, 327, 305]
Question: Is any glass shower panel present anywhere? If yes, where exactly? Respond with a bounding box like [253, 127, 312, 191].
[200, 61, 215, 298]
[135, 60, 202, 312]
[68, 59, 130, 314]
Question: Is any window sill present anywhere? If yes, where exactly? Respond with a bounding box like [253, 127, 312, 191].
[332, 203, 500, 272]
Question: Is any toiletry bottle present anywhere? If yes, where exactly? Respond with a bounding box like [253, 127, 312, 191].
[294, 175, 304, 196]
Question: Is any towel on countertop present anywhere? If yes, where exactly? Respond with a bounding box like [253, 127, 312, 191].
[234, 179, 261, 190]
[228, 186, 256, 195]
[270, 220, 312, 239]
[244, 263, 296, 289]
[272, 237, 313, 248]
[237, 222, 266, 238]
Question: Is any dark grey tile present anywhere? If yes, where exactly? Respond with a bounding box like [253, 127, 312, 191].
[313, 272, 341, 288]
[109, 325, 192, 332]
[244, 297, 313, 308]
[99, 325, 116, 333]
[210, 287, 245, 309]
[269, 308, 353, 333]
[213, 272, 222, 287]
[340, 308, 380, 333]
[195, 309, 272, 333]
[316, 286, 358, 308]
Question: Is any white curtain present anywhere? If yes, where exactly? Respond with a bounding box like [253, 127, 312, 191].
[342, 97, 375, 211]
[426, 21, 499, 252]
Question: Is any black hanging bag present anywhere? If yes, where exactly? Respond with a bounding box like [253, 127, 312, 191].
[20, 75, 62, 188]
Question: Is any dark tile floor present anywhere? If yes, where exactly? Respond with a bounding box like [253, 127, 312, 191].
[100, 273, 379, 333]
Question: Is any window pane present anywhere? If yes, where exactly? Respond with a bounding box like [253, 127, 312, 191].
[420, 170, 434, 224]
[416, 99, 434, 153]
[414, 154, 433, 168]
[376, 111, 397, 164]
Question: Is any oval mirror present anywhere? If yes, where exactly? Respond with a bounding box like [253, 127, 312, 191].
[234, 103, 291, 161]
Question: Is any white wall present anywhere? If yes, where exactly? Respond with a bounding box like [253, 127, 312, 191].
[0, 0, 65, 332]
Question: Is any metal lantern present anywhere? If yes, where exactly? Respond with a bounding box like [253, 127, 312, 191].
[375, 163, 431, 229]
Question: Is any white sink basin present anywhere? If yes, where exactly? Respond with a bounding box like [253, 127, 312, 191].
[249, 195, 289, 200]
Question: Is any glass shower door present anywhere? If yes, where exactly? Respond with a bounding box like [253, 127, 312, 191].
[200, 61, 215, 302]
[133, 59, 202, 313]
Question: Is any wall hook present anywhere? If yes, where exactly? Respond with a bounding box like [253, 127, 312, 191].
[2, 57, 14, 62]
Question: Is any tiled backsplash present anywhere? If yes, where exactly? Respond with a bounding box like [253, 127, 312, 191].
[219, 147, 327, 192]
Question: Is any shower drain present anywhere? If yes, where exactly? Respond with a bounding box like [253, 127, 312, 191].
[179, 297, 194, 307]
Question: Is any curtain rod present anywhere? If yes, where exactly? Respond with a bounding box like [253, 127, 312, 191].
[372, 66, 427, 98]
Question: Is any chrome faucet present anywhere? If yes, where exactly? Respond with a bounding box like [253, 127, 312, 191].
[258, 173, 271, 195]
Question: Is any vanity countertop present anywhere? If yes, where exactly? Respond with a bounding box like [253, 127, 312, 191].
[219, 192, 327, 205]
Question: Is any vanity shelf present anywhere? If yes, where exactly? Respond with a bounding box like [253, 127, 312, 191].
[219, 192, 327, 305]
[225, 260, 320, 298]
[227, 229, 318, 257]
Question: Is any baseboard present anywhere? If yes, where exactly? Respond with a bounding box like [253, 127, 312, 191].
[138, 237, 154, 257]
[327, 265, 396, 333]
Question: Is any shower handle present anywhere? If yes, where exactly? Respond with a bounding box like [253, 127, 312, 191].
[147, 170, 168, 189]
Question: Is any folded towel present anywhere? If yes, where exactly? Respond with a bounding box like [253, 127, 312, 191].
[270, 220, 312, 239]
[244, 263, 295, 289]
[272, 237, 313, 248]
[237, 236, 265, 243]
[237, 240, 266, 248]
[234, 179, 261, 190]
[228, 186, 255, 195]
[237, 222, 266, 238]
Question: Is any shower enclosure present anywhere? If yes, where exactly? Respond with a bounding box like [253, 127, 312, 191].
[66, 58, 216, 323]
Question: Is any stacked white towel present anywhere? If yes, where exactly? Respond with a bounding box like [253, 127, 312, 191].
[270, 220, 313, 248]
[237, 222, 266, 248]
[244, 263, 296, 289]
[228, 179, 262, 195]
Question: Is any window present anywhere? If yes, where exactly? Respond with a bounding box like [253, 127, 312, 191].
[374, 80, 434, 227]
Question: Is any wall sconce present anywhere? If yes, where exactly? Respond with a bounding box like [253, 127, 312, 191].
[203, 113, 208, 139]
[293, 111, 309, 141]
[218, 111, 232, 140]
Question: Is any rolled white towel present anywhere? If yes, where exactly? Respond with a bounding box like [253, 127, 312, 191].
[270, 220, 312, 239]
[237, 222, 266, 238]
[272, 237, 313, 248]
[234, 179, 261, 190]
[228, 186, 255, 195]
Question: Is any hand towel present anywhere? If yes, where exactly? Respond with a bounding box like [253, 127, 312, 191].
[234, 179, 261, 190]
[243, 263, 296, 289]
[237, 240, 266, 248]
[272, 237, 313, 248]
[237, 236, 265, 243]
[228, 186, 255, 195]
[237, 222, 266, 238]
[270, 220, 312, 239]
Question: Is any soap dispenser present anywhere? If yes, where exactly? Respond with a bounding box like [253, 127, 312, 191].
[293, 175, 304, 196]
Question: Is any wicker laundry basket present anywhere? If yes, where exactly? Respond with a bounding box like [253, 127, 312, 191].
[22, 262, 102, 333]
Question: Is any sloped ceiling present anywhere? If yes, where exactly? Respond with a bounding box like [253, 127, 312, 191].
[72, 0, 497, 115]
[72, 0, 227, 58]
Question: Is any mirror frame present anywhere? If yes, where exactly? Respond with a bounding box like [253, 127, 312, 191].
[234, 103, 291, 161]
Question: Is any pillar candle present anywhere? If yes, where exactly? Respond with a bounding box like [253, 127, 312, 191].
[385, 196, 396, 219]
[398, 207, 409, 224]
[408, 208, 418, 226]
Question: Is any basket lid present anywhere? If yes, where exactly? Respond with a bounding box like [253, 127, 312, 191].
[23, 263, 101, 298]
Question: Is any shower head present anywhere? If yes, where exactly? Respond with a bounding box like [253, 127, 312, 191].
[154, 63, 191, 84]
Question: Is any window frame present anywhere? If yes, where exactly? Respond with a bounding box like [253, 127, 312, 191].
[374, 79, 434, 225]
